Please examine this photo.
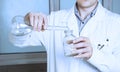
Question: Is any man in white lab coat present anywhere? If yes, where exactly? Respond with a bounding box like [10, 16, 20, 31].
[24, 0, 120, 72]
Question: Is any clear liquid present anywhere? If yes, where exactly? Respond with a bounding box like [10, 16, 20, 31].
[12, 27, 32, 36]
[11, 23, 32, 36]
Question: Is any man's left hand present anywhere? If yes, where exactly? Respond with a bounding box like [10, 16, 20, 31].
[72, 36, 93, 60]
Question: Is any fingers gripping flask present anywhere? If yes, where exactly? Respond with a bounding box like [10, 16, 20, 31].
[63, 30, 76, 57]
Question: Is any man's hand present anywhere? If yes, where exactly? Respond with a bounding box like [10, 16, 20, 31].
[24, 12, 48, 31]
[72, 36, 93, 60]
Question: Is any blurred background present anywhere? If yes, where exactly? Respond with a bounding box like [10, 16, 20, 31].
[0, 0, 119, 72]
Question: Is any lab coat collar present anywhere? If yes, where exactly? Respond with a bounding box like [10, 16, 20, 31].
[66, 2, 106, 37]
[80, 3, 106, 37]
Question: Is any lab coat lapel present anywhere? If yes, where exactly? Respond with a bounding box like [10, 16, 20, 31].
[80, 3, 105, 37]
[67, 8, 79, 37]
[80, 15, 98, 37]
[66, 3, 105, 38]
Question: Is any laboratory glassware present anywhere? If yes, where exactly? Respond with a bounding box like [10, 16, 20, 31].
[63, 30, 76, 56]
[9, 15, 68, 47]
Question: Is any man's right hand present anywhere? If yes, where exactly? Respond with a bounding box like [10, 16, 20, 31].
[24, 12, 48, 31]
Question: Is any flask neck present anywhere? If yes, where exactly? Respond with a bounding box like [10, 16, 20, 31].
[64, 30, 73, 36]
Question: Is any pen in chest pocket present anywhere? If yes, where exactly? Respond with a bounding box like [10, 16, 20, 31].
[97, 38, 109, 50]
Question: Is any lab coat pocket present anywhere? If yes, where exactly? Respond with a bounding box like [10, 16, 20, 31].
[94, 37, 111, 54]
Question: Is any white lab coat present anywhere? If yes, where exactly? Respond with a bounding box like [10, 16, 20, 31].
[23, 2, 120, 72]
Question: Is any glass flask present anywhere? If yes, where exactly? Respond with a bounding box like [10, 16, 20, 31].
[11, 15, 32, 36]
[10, 15, 68, 47]
[9, 15, 33, 47]
[63, 30, 76, 57]
[10, 15, 68, 35]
